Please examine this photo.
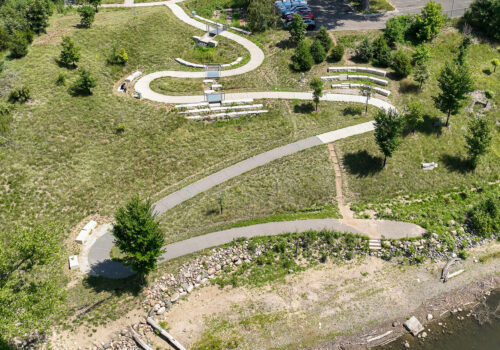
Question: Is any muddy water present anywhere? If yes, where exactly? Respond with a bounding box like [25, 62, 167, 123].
[380, 289, 500, 350]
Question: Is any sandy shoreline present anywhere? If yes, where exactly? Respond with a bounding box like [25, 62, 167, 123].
[313, 275, 500, 349]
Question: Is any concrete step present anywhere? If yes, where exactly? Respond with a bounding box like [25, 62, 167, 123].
[369, 239, 382, 250]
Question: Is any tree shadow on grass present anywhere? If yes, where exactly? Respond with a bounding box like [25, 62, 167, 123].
[441, 154, 473, 174]
[294, 102, 315, 114]
[482, 68, 492, 75]
[343, 150, 384, 177]
[84, 260, 142, 296]
[416, 115, 444, 136]
[399, 79, 420, 94]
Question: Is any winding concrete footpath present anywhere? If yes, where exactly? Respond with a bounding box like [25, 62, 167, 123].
[153, 121, 376, 215]
[85, 0, 425, 279]
[87, 121, 425, 278]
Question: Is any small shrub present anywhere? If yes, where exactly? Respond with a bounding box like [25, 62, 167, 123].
[355, 37, 373, 62]
[116, 123, 125, 134]
[485, 90, 494, 99]
[59, 36, 80, 68]
[404, 101, 424, 132]
[8, 86, 31, 103]
[310, 39, 326, 64]
[412, 45, 432, 65]
[108, 46, 128, 65]
[56, 73, 66, 86]
[72, 69, 96, 95]
[0, 102, 13, 135]
[392, 50, 412, 77]
[458, 250, 468, 260]
[329, 43, 344, 62]
[9, 32, 29, 58]
[78, 6, 96, 28]
[345, 251, 353, 260]
[467, 196, 499, 237]
[343, 105, 363, 116]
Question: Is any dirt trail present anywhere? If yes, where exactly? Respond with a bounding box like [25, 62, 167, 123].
[327, 143, 354, 220]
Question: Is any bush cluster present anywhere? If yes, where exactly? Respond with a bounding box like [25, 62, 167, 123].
[8, 87, 31, 103]
[464, 0, 500, 41]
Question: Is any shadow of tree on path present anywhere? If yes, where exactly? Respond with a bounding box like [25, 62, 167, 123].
[343, 150, 384, 177]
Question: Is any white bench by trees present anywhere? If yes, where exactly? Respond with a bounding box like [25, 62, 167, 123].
[75, 220, 97, 244]
[125, 71, 142, 82]
[327, 66, 387, 77]
[322, 74, 388, 86]
[331, 83, 391, 97]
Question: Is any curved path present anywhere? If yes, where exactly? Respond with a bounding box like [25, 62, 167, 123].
[87, 0, 424, 279]
[87, 122, 425, 278]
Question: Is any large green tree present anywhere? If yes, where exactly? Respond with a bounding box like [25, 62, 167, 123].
[25, 0, 50, 34]
[464, 0, 500, 41]
[289, 13, 306, 45]
[113, 197, 165, 278]
[374, 108, 403, 167]
[315, 26, 332, 52]
[434, 61, 474, 126]
[247, 0, 277, 32]
[292, 40, 314, 71]
[414, 1, 446, 41]
[0, 225, 65, 343]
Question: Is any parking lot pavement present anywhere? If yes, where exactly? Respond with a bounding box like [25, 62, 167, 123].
[307, 0, 474, 31]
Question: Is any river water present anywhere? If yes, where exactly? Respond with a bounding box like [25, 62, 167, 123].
[379, 289, 500, 350]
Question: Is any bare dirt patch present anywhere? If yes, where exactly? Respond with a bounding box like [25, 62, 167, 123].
[159, 242, 500, 349]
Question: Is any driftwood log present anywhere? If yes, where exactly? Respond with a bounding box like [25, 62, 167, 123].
[147, 317, 187, 350]
[130, 328, 153, 350]
[441, 257, 461, 282]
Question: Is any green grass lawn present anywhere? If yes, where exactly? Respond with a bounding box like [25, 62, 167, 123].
[336, 28, 500, 204]
[159, 144, 340, 244]
[0, 6, 376, 236]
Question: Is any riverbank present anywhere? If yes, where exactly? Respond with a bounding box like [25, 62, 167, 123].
[147, 241, 500, 349]
[378, 288, 500, 350]
[48, 240, 499, 349]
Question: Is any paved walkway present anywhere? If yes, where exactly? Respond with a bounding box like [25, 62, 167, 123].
[86, 120, 425, 278]
[85, 0, 426, 279]
[153, 121, 375, 214]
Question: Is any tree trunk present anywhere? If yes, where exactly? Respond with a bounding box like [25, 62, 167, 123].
[446, 111, 451, 127]
[383, 156, 387, 167]
[362, 0, 370, 12]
